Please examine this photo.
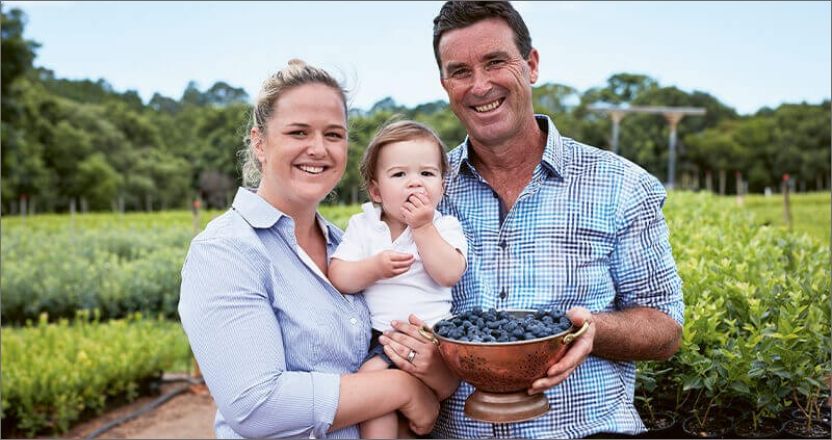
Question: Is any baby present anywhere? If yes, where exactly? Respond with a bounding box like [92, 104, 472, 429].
[329, 120, 467, 438]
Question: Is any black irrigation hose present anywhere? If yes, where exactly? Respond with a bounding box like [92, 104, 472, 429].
[84, 377, 204, 440]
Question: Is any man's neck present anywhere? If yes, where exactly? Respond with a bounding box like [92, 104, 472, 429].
[468, 117, 547, 179]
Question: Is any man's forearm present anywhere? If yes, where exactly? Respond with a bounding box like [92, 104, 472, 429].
[591, 307, 682, 361]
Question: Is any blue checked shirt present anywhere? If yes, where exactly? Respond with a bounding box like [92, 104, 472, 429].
[179, 188, 372, 439]
[433, 115, 684, 439]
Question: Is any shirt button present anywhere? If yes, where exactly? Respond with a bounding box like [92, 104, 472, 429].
[499, 289, 507, 299]
[499, 240, 507, 249]
[349, 318, 357, 325]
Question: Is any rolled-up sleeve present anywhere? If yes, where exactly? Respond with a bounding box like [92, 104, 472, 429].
[609, 174, 684, 326]
[179, 237, 340, 438]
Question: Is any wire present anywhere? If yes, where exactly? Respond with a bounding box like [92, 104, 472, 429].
[84, 377, 204, 440]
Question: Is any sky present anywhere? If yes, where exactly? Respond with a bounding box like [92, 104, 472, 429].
[6, 1, 831, 115]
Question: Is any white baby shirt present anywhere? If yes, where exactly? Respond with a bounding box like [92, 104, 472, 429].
[331, 202, 468, 331]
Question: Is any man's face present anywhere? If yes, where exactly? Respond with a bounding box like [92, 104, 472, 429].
[438, 18, 539, 148]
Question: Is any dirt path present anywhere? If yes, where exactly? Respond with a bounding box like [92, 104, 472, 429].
[61, 382, 216, 439]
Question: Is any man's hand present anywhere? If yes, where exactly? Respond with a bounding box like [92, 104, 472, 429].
[528, 306, 595, 394]
[373, 250, 415, 279]
[402, 192, 435, 230]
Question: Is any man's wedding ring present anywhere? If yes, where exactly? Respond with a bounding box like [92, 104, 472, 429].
[407, 348, 417, 363]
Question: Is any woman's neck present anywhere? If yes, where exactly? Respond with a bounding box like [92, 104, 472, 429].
[256, 186, 318, 239]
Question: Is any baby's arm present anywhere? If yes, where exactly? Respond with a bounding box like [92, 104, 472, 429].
[411, 225, 466, 287]
[402, 193, 466, 288]
[329, 251, 415, 294]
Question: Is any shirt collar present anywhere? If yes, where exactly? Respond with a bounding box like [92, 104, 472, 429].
[232, 187, 335, 245]
[450, 114, 565, 180]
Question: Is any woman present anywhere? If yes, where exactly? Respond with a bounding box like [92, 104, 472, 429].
[178, 60, 450, 438]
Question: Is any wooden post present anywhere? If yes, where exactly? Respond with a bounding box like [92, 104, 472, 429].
[192, 196, 202, 237]
[735, 171, 744, 206]
[782, 174, 792, 230]
[20, 194, 27, 225]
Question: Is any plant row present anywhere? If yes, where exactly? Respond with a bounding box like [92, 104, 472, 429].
[636, 193, 831, 437]
[0, 311, 192, 437]
[0, 205, 361, 325]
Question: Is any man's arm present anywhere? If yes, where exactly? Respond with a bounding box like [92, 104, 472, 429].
[529, 173, 684, 394]
[592, 307, 682, 361]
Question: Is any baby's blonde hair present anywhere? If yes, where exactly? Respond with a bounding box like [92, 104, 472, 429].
[359, 119, 449, 195]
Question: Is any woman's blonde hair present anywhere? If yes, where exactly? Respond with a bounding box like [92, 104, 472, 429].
[240, 59, 347, 187]
[359, 118, 449, 195]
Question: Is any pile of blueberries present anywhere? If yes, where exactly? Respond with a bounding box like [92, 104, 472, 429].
[434, 307, 572, 343]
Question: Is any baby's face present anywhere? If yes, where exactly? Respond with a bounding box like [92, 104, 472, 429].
[370, 139, 444, 224]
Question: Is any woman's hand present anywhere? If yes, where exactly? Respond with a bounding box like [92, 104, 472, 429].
[380, 314, 460, 400]
[398, 373, 440, 435]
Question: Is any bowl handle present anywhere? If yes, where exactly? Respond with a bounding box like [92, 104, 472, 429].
[419, 326, 441, 346]
[562, 321, 591, 345]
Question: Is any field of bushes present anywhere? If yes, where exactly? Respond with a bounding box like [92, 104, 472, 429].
[1, 192, 829, 437]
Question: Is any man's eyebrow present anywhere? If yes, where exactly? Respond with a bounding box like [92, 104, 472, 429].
[482, 50, 511, 61]
[445, 51, 513, 71]
[445, 61, 469, 72]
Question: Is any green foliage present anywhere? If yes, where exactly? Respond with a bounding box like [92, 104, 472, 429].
[3, 5, 829, 213]
[640, 192, 831, 430]
[0, 206, 362, 324]
[1, 213, 197, 324]
[0, 311, 191, 437]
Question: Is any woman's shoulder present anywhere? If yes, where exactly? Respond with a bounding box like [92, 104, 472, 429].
[193, 209, 263, 251]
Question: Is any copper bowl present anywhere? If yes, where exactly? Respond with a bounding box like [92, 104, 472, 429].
[431, 309, 590, 423]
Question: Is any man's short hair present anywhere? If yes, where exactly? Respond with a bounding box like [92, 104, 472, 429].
[432, 1, 532, 75]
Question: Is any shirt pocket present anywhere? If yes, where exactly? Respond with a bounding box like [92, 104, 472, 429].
[534, 222, 615, 308]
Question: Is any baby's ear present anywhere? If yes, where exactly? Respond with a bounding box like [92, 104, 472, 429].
[368, 181, 383, 204]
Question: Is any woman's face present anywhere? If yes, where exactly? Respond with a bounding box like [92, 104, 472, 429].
[254, 83, 348, 211]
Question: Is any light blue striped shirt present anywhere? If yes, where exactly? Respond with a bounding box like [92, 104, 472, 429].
[433, 115, 684, 439]
[179, 188, 372, 439]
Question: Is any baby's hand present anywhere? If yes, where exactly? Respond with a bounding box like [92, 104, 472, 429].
[402, 192, 435, 230]
[374, 250, 415, 279]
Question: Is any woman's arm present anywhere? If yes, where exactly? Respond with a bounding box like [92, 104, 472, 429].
[180, 238, 341, 438]
[329, 251, 415, 294]
[181, 237, 437, 437]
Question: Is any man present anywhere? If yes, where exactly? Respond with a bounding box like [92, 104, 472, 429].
[431, 2, 684, 438]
